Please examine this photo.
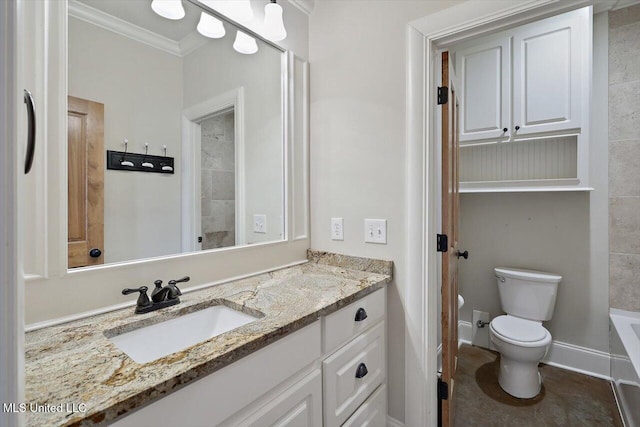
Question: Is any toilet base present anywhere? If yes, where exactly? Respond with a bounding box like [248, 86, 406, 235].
[498, 355, 542, 399]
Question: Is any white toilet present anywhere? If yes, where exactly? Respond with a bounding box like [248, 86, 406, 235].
[489, 267, 562, 399]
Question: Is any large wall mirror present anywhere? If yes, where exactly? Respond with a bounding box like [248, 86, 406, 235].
[67, 0, 285, 269]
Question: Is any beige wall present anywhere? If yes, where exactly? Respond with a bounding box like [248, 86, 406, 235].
[608, 4, 640, 312]
[68, 17, 183, 264]
[308, 1, 460, 421]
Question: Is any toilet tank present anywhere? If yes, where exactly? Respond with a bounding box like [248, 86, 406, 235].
[494, 267, 562, 321]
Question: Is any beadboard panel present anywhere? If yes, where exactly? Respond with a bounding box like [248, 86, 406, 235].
[460, 136, 578, 182]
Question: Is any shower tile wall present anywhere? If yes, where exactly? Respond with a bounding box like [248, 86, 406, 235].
[201, 111, 235, 250]
[609, 5, 640, 311]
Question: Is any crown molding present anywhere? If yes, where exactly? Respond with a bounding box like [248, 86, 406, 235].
[68, 0, 182, 56]
[179, 30, 209, 57]
[287, 0, 315, 16]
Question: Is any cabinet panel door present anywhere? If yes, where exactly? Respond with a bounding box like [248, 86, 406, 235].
[456, 36, 510, 142]
[513, 9, 587, 135]
[238, 369, 322, 427]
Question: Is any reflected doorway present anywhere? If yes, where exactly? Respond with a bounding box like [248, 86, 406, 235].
[200, 109, 236, 250]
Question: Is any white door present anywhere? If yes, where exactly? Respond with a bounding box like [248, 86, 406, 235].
[512, 9, 586, 136]
[455, 35, 510, 143]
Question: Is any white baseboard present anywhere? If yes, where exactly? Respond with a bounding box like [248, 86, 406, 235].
[459, 320, 610, 380]
[542, 340, 611, 380]
[387, 415, 405, 427]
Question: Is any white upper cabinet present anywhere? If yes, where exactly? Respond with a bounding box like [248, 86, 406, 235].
[453, 7, 589, 143]
[512, 11, 584, 136]
[456, 36, 511, 142]
[451, 7, 592, 192]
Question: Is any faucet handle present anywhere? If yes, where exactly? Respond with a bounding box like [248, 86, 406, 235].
[122, 286, 152, 309]
[168, 276, 190, 285]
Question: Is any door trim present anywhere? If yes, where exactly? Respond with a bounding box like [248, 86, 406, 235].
[405, 1, 595, 425]
[181, 87, 246, 252]
[1, 0, 24, 425]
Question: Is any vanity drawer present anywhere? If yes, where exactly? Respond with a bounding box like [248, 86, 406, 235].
[322, 287, 385, 354]
[322, 321, 386, 427]
[342, 384, 387, 427]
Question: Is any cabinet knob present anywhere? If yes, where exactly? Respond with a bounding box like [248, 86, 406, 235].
[354, 307, 368, 322]
[515, 125, 520, 131]
[355, 363, 368, 379]
[503, 127, 508, 133]
[456, 250, 469, 260]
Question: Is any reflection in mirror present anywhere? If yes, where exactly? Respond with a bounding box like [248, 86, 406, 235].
[67, 0, 284, 269]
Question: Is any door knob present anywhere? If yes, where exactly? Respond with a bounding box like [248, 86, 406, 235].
[89, 248, 102, 258]
[456, 250, 469, 259]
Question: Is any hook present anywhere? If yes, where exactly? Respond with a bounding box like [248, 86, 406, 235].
[120, 139, 134, 166]
[141, 142, 154, 168]
[161, 145, 173, 172]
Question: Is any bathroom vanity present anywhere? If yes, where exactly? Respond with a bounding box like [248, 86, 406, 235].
[25, 252, 391, 426]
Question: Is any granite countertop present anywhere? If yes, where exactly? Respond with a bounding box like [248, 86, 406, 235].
[25, 251, 392, 427]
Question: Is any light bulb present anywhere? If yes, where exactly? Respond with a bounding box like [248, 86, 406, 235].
[201, 0, 253, 24]
[263, 1, 286, 41]
[233, 31, 258, 55]
[151, 0, 185, 20]
[197, 12, 225, 38]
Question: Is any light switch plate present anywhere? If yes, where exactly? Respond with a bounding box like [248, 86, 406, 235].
[364, 219, 387, 244]
[331, 218, 344, 240]
[253, 214, 266, 234]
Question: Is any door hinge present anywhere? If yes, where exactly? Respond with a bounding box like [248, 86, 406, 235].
[438, 378, 449, 400]
[437, 234, 448, 252]
[437, 86, 448, 105]
[437, 377, 448, 427]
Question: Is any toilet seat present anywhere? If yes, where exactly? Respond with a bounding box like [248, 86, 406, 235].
[490, 315, 551, 347]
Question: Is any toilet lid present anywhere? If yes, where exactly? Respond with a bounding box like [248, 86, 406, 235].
[491, 315, 547, 342]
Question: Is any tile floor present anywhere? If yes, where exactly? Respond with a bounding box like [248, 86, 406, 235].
[453, 344, 623, 427]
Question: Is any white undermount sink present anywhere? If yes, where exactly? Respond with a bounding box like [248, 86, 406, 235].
[107, 305, 260, 364]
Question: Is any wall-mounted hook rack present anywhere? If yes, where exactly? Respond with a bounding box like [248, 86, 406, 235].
[106, 149, 174, 174]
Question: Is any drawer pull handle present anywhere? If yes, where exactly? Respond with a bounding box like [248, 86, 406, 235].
[355, 363, 368, 379]
[354, 307, 368, 322]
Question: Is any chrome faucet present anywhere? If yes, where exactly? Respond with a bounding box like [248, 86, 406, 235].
[122, 276, 190, 314]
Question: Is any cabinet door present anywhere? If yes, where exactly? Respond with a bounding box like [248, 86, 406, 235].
[455, 36, 510, 143]
[512, 9, 587, 136]
[238, 369, 322, 427]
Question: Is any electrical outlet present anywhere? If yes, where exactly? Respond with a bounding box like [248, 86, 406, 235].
[364, 219, 387, 244]
[331, 218, 344, 240]
[472, 310, 490, 349]
[253, 214, 266, 234]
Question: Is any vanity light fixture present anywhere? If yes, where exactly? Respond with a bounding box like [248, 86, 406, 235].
[150, 0, 185, 20]
[263, 0, 287, 41]
[197, 12, 226, 39]
[233, 31, 258, 55]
